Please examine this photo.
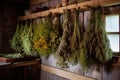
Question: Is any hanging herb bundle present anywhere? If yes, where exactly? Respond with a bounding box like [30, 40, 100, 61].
[10, 23, 22, 52]
[50, 13, 63, 53]
[55, 9, 73, 68]
[10, 21, 33, 56]
[80, 6, 112, 70]
[33, 14, 53, 57]
[20, 21, 33, 55]
[70, 8, 84, 65]
[33, 19, 41, 42]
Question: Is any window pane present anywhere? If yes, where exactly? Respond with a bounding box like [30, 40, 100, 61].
[107, 34, 119, 52]
[105, 15, 119, 32]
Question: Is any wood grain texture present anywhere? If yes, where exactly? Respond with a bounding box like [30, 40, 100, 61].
[30, 0, 49, 5]
[0, 2, 16, 52]
[99, 0, 120, 6]
[18, 0, 120, 21]
[25, 66, 40, 80]
[0, 60, 40, 69]
[0, 67, 24, 80]
[35, 64, 96, 80]
[0, 11, 3, 51]
[40, 70, 69, 80]
[103, 64, 120, 80]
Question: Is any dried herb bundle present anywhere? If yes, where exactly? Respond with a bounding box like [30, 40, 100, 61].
[70, 8, 84, 65]
[33, 14, 53, 57]
[55, 9, 73, 68]
[10, 21, 33, 55]
[50, 13, 63, 53]
[20, 22, 33, 55]
[10, 23, 22, 52]
[80, 6, 112, 70]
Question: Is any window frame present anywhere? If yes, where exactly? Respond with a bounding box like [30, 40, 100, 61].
[104, 11, 120, 56]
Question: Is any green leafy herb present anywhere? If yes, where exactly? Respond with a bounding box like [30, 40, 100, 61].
[55, 9, 73, 68]
[80, 6, 112, 70]
[70, 8, 84, 65]
[10, 23, 22, 52]
[33, 14, 53, 57]
[20, 22, 33, 55]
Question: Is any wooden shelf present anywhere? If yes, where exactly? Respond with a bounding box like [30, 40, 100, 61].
[18, 0, 120, 21]
[0, 54, 40, 63]
[0, 59, 40, 69]
[34, 64, 96, 80]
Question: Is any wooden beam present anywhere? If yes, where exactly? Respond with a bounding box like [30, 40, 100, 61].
[0, 60, 40, 69]
[30, 0, 49, 6]
[99, 0, 120, 6]
[18, 0, 120, 21]
[35, 64, 96, 80]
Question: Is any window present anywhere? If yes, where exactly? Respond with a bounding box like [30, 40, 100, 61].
[105, 14, 120, 53]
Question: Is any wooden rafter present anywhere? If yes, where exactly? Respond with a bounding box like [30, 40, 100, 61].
[18, 0, 120, 21]
[29, 0, 50, 5]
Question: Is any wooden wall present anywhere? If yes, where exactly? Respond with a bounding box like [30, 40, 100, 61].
[0, 2, 25, 80]
[0, 1, 39, 80]
[0, 4, 3, 51]
[40, 70, 69, 80]
[0, 2, 16, 53]
[0, 1, 29, 52]
[0, 67, 24, 80]
[25, 66, 40, 80]
[0, 0, 119, 80]
[28, 0, 120, 80]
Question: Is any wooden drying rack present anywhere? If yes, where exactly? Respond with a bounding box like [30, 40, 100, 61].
[18, 0, 120, 21]
[34, 64, 96, 80]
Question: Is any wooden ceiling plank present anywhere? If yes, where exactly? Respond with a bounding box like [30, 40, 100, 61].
[30, 0, 49, 5]
[18, 0, 120, 21]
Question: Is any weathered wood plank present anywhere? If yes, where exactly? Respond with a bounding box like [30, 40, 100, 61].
[18, 0, 120, 21]
[100, 0, 120, 6]
[0, 60, 40, 69]
[35, 64, 96, 80]
[30, 0, 49, 6]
